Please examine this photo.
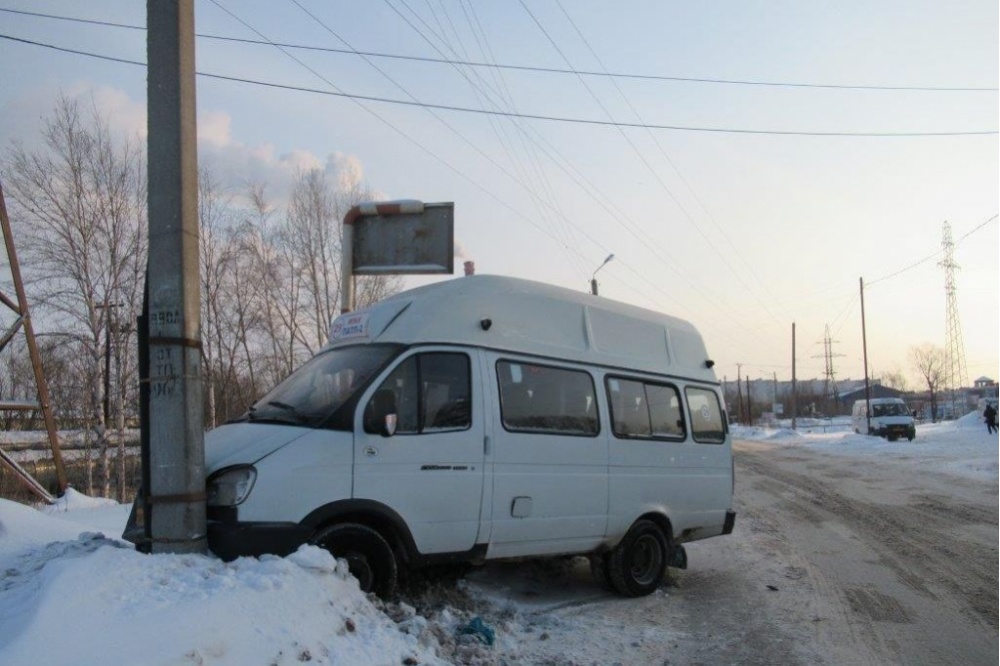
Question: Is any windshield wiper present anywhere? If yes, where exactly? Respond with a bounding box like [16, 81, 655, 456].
[264, 400, 307, 424]
[241, 400, 307, 425]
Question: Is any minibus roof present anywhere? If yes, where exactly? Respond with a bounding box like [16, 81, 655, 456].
[328, 275, 717, 383]
[854, 397, 907, 405]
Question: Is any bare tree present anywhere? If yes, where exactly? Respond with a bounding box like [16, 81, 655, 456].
[198, 166, 235, 428]
[879, 367, 910, 393]
[910, 344, 947, 422]
[281, 169, 340, 354]
[6, 97, 406, 459]
[4, 94, 146, 497]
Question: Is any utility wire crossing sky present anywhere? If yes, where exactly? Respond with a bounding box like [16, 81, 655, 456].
[0, 0, 996, 386]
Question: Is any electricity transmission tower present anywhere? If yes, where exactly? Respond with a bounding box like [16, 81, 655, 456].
[939, 221, 969, 416]
[813, 324, 844, 406]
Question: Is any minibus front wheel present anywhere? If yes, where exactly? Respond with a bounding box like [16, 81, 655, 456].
[312, 523, 398, 598]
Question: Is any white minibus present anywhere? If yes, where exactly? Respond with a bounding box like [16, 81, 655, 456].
[852, 397, 916, 441]
[143, 276, 736, 597]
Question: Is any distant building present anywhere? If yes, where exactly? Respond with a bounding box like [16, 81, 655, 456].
[839, 384, 907, 406]
[973, 376, 997, 390]
[724, 374, 997, 424]
[969, 376, 998, 402]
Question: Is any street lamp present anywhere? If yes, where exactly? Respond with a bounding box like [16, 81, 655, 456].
[590, 253, 615, 296]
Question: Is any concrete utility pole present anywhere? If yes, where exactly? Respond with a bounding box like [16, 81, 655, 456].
[745, 376, 751, 425]
[860, 277, 872, 435]
[791, 323, 797, 430]
[146, 0, 205, 554]
[736, 363, 744, 424]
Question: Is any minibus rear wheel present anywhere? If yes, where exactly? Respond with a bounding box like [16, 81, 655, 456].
[608, 519, 668, 597]
[313, 523, 398, 598]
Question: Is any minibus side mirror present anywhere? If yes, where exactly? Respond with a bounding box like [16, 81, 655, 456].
[366, 388, 398, 437]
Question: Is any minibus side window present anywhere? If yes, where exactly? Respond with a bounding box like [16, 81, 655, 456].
[606, 377, 685, 440]
[647, 383, 685, 439]
[607, 378, 650, 437]
[685, 387, 725, 444]
[497, 360, 598, 436]
[422, 354, 472, 431]
[366, 352, 471, 435]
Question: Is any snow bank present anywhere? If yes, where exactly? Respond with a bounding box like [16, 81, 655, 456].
[733, 412, 999, 483]
[0, 499, 446, 666]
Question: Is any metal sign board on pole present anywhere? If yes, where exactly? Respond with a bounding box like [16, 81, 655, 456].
[341, 200, 455, 314]
[352, 202, 454, 275]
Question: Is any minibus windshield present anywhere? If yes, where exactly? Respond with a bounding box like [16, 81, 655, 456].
[243, 345, 401, 427]
[872, 403, 908, 417]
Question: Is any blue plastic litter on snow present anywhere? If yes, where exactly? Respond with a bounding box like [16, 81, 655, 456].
[457, 616, 495, 646]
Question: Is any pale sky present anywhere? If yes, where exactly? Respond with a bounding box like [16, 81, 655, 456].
[1, 1, 997, 387]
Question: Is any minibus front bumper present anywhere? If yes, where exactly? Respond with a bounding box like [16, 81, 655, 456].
[876, 424, 916, 440]
[123, 495, 312, 559]
[207, 518, 312, 561]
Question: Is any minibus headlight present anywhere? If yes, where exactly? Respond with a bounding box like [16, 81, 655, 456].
[207, 466, 257, 507]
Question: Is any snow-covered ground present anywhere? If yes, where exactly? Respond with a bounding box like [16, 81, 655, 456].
[1, 413, 996, 665]
[732, 410, 998, 483]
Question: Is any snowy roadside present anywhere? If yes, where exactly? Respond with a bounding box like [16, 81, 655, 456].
[1, 414, 995, 665]
[0, 494, 453, 666]
[732, 410, 999, 483]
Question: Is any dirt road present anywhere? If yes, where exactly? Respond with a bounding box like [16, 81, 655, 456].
[423, 439, 998, 665]
[714, 440, 998, 665]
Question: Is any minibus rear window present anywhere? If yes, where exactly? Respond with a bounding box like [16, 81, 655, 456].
[685, 387, 726, 444]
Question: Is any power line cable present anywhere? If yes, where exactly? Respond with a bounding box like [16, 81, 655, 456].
[194, 4, 588, 269]
[234, 0, 828, 356]
[448, 0, 593, 280]
[2, 33, 995, 138]
[517, 0, 793, 353]
[217, 0, 653, 311]
[382, 2, 753, 347]
[553, 0, 787, 324]
[382, 0, 591, 279]
[369, 0, 592, 279]
[1, 6, 996, 93]
[778, 213, 997, 347]
[514, 0, 746, 325]
[867, 213, 998, 286]
[218, 0, 672, 318]
[379, 1, 747, 336]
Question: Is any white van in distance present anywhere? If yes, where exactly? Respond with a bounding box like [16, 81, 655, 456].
[197, 276, 735, 597]
[852, 397, 916, 441]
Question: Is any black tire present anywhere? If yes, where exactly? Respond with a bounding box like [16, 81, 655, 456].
[589, 553, 613, 591]
[312, 523, 398, 598]
[608, 519, 669, 597]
